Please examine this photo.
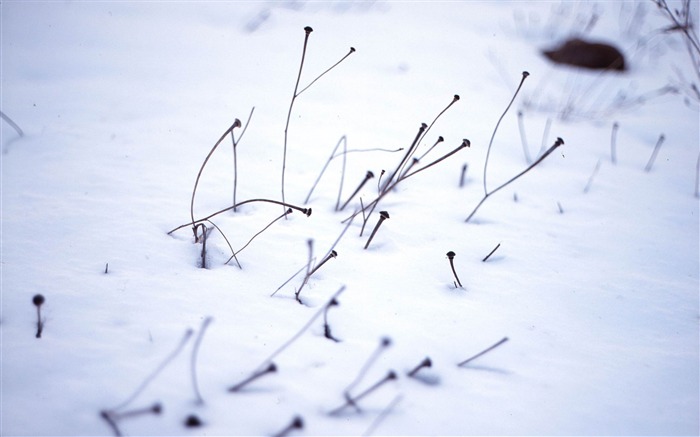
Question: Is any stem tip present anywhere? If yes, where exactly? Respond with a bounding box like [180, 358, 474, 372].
[32, 294, 45, 307]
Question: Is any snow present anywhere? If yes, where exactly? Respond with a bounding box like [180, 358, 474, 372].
[1, 1, 698, 436]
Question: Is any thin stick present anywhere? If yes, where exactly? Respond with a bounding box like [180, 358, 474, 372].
[517, 111, 532, 164]
[191, 317, 213, 405]
[295, 239, 315, 304]
[416, 136, 444, 162]
[271, 263, 310, 297]
[459, 163, 468, 188]
[458, 337, 509, 367]
[403, 140, 470, 181]
[305, 135, 347, 204]
[583, 159, 602, 194]
[362, 395, 403, 437]
[0, 110, 24, 137]
[206, 220, 241, 269]
[482, 243, 501, 262]
[347, 140, 470, 231]
[228, 363, 277, 392]
[695, 152, 700, 198]
[610, 122, 619, 165]
[381, 123, 427, 193]
[484, 72, 529, 195]
[198, 224, 208, 269]
[191, 120, 241, 238]
[232, 107, 255, 212]
[331, 147, 403, 159]
[344, 337, 391, 397]
[466, 138, 564, 222]
[644, 133, 666, 172]
[539, 118, 552, 157]
[402, 94, 460, 173]
[296, 47, 356, 98]
[329, 371, 397, 416]
[339, 171, 374, 211]
[228, 209, 292, 264]
[111, 329, 194, 411]
[259, 286, 346, 369]
[100, 411, 122, 437]
[168, 198, 310, 235]
[282, 27, 313, 215]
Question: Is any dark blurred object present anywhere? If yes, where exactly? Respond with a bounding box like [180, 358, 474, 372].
[542, 38, 626, 71]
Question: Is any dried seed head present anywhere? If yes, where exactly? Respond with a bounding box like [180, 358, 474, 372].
[233, 118, 242, 129]
[461, 139, 471, 148]
[32, 294, 45, 307]
[366, 171, 375, 179]
[453, 94, 460, 102]
[522, 71, 530, 78]
[387, 370, 398, 380]
[446, 251, 456, 259]
[303, 208, 312, 217]
[420, 122, 428, 129]
[350, 47, 356, 53]
[438, 136, 444, 142]
[184, 414, 202, 428]
[555, 137, 565, 146]
[292, 416, 304, 429]
[379, 211, 390, 220]
[381, 336, 392, 347]
[304, 26, 313, 34]
[329, 250, 338, 258]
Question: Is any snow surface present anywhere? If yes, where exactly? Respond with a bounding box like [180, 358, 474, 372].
[1, 1, 698, 436]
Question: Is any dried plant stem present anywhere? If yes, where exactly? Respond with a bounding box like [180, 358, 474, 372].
[191, 120, 241, 239]
[205, 220, 241, 268]
[330, 371, 397, 416]
[382, 123, 427, 192]
[484, 72, 529, 195]
[260, 286, 346, 369]
[110, 329, 194, 411]
[232, 107, 255, 212]
[282, 27, 313, 215]
[466, 138, 564, 222]
[610, 122, 619, 165]
[517, 111, 532, 164]
[228, 209, 292, 264]
[460, 163, 468, 188]
[482, 243, 501, 262]
[401, 94, 459, 173]
[539, 117, 552, 157]
[583, 159, 602, 194]
[344, 337, 392, 398]
[339, 171, 374, 211]
[191, 317, 213, 405]
[167, 198, 310, 235]
[306, 135, 347, 204]
[362, 395, 403, 437]
[345, 140, 469, 232]
[0, 110, 24, 137]
[282, 29, 355, 215]
[644, 134, 666, 172]
[695, 152, 700, 198]
[458, 337, 509, 366]
[296, 47, 356, 97]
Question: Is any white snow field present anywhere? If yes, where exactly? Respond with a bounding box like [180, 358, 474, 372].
[1, 1, 698, 436]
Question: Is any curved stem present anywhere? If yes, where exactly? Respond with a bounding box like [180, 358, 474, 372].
[168, 199, 311, 235]
[483, 72, 529, 195]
